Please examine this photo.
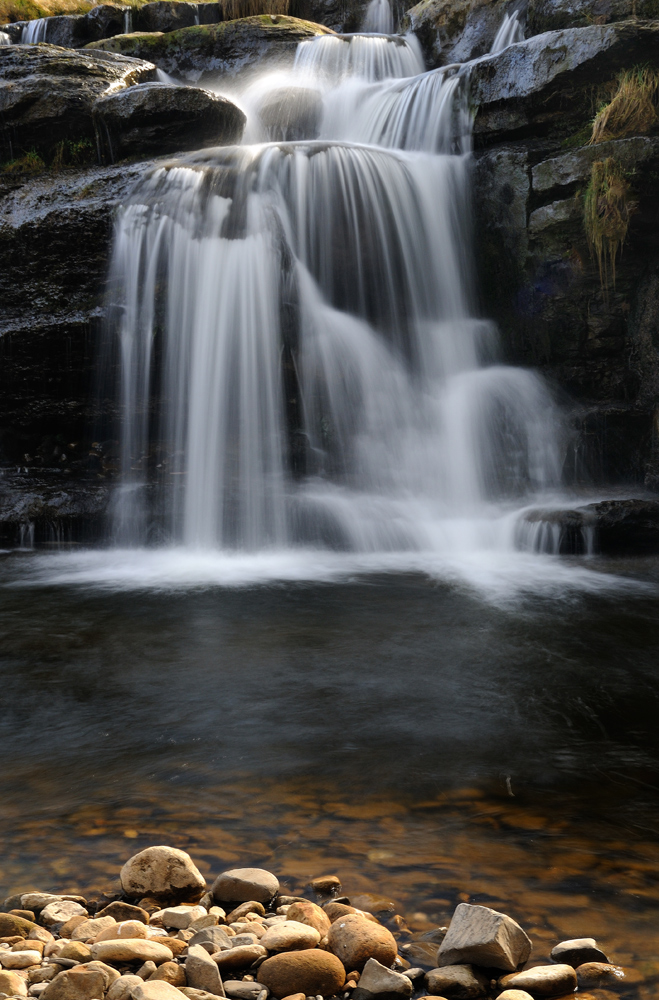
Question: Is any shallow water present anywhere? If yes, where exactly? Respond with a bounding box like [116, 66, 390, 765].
[1, 552, 659, 991]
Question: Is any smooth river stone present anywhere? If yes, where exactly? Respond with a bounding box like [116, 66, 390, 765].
[121, 846, 207, 902]
[91, 939, 174, 964]
[41, 901, 88, 927]
[257, 950, 346, 999]
[425, 965, 488, 999]
[0, 913, 38, 937]
[576, 962, 627, 989]
[148, 961, 187, 987]
[438, 904, 531, 972]
[106, 974, 144, 1000]
[0, 949, 42, 968]
[71, 916, 117, 941]
[155, 905, 207, 930]
[212, 869, 279, 905]
[497, 992, 534, 1000]
[550, 938, 609, 967]
[284, 903, 330, 938]
[260, 921, 320, 952]
[327, 914, 397, 971]
[133, 981, 185, 1000]
[500, 964, 577, 996]
[307, 876, 342, 894]
[0, 970, 28, 996]
[95, 902, 150, 925]
[96, 920, 149, 942]
[225, 903, 266, 923]
[213, 945, 267, 971]
[41, 967, 107, 1000]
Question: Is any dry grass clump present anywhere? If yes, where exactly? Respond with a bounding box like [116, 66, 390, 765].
[217, 0, 289, 18]
[583, 157, 636, 290]
[1, 149, 45, 174]
[0, 0, 149, 24]
[590, 66, 659, 144]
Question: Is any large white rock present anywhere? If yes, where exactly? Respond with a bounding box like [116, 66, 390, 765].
[40, 901, 88, 927]
[121, 847, 207, 902]
[353, 958, 413, 999]
[212, 869, 279, 905]
[186, 944, 226, 996]
[0, 950, 42, 969]
[438, 904, 531, 972]
[91, 939, 174, 964]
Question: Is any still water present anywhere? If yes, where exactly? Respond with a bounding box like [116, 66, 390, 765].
[1, 552, 659, 992]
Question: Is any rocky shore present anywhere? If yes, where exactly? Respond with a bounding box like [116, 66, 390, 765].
[0, 847, 640, 1000]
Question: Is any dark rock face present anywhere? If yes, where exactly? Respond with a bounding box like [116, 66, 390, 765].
[404, 0, 515, 67]
[82, 4, 134, 42]
[520, 499, 659, 554]
[0, 470, 111, 548]
[0, 45, 157, 160]
[527, 0, 659, 34]
[93, 81, 246, 161]
[136, 0, 205, 32]
[86, 15, 335, 83]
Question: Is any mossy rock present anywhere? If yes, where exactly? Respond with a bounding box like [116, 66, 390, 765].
[86, 14, 334, 81]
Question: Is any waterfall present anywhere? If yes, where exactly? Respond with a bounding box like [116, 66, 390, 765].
[107, 32, 564, 555]
[0, 31, 10, 43]
[22, 17, 49, 42]
[361, 0, 393, 34]
[123, 7, 133, 33]
[490, 10, 524, 52]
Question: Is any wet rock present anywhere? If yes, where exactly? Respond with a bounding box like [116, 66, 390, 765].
[352, 959, 413, 1000]
[438, 904, 531, 972]
[260, 921, 320, 952]
[284, 904, 330, 938]
[82, 5, 133, 43]
[213, 945, 267, 971]
[41, 902, 88, 928]
[349, 897, 396, 917]
[148, 963, 186, 987]
[399, 943, 439, 968]
[86, 17, 335, 84]
[307, 877, 341, 895]
[185, 944, 225, 996]
[212, 870, 279, 906]
[0, 45, 156, 162]
[38, 15, 88, 48]
[323, 903, 358, 923]
[257, 950, 346, 999]
[425, 966, 488, 999]
[155, 907, 207, 931]
[0, 915, 37, 937]
[91, 939, 174, 964]
[550, 939, 609, 967]
[20, 896, 87, 914]
[532, 137, 655, 194]
[121, 847, 207, 902]
[136, 1, 205, 32]
[95, 903, 150, 926]
[327, 914, 397, 971]
[93, 81, 245, 162]
[500, 964, 577, 996]
[404, 0, 514, 67]
[41, 967, 107, 1000]
[0, 970, 29, 996]
[107, 975, 145, 1000]
[189, 927, 233, 953]
[576, 962, 626, 989]
[132, 982, 185, 1000]
[256, 86, 322, 141]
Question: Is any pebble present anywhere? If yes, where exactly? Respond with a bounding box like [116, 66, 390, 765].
[0, 970, 28, 997]
[499, 964, 577, 996]
[284, 906, 330, 939]
[425, 964, 488, 999]
[351, 958, 412, 999]
[226, 905, 266, 924]
[138, 962, 159, 980]
[213, 946, 268, 972]
[550, 938, 609, 967]
[260, 923, 321, 953]
[71, 917, 117, 942]
[148, 962, 187, 987]
[91, 940, 174, 965]
[212, 871, 279, 906]
[497, 992, 534, 1000]
[59, 917, 89, 939]
[57, 943, 92, 963]
[106, 974, 144, 1000]
[41, 903, 88, 929]
[327, 915, 397, 972]
[133, 980, 185, 1000]
[96, 921, 149, 943]
[121, 848, 207, 903]
[438, 904, 531, 973]
[576, 962, 626, 989]
[223, 981, 267, 1000]
[185, 944, 224, 996]
[154, 907, 207, 931]
[189, 928, 233, 954]
[21, 896, 86, 914]
[307, 878, 341, 895]
[28, 929, 55, 946]
[257, 950, 346, 999]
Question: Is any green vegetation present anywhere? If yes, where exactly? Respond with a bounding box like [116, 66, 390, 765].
[1, 138, 95, 175]
[590, 66, 659, 144]
[583, 157, 636, 290]
[0, 149, 45, 175]
[0, 0, 157, 24]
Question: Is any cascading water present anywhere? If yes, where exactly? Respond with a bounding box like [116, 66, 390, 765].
[107, 29, 566, 562]
[21, 17, 49, 42]
[490, 9, 524, 52]
[361, 0, 393, 34]
[0, 31, 10, 43]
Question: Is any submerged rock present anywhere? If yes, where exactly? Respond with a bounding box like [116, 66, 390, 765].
[121, 846, 207, 902]
[86, 16, 335, 83]
[550, 937, 610, 967]
[0, 44, 156, 161]
[93, 82, 245, 162]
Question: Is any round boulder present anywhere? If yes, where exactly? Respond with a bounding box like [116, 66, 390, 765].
[327, 914, 397, 971]
[93, 82, 245, 163]
[120, 846, 207, 902]
[257, 950, 346, 999]
[212, 868, 279, 905]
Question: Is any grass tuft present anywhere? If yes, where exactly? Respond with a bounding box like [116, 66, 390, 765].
[583, 157, 636, 291]
[1, 149, 45, 175]
[590, 66, 659, 144]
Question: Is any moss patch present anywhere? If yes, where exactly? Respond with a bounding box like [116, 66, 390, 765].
[0, 0, 161, 24]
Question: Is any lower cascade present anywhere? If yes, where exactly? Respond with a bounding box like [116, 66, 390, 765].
[108, 33, 565, 553]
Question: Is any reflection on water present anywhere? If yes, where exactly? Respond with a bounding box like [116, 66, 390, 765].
[1, 555, 659, 992]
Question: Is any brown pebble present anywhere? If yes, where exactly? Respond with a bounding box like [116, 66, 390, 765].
[148, 962, 187, 987]
[96, 902, 150, 925]
[10, 911, 36, 923]
[308, 877, 342, 895]
[327, 914, 397, 972]
[226, 902, 266, 923]
[257, 950, 346, 999]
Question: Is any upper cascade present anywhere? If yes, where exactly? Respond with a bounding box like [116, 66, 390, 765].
[490, 9, 524, 52]
[293, 32, 425, 82]
[362, 0, 394, 34]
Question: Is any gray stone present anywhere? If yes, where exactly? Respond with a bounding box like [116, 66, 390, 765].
[185, 944, 225, 997]
[212, 870, 279, 906]
[82, 5, 133, 44]
[528, 198, 579, 234]
[425, 965, 488, 999]
[550, 937, 609, 967]
[132, 983, 184, 1000]
[85, 17, 335, 85]
[135, 2, 208, 32]
[153, 906, 207, 930]
[352, 959, 413, 1000]
[189, 928, 233, 953]
[120, 846, 207, 902]
[107, 975, 145, 1000]
[404, 0, 518, 67]
[438, 904, 531, 972]
[500, 964, 577, 996]
[532, 137, 656, 192]
[223, 983, 267, 1000]
[528, 0, 659, 33]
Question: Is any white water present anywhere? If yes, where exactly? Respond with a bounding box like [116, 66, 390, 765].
[362, 0, 393, 34]
[0, 30, 10, 43]
[21, 17, 49, 42]
[490, 9, 524, 52]
[23, 26, 631, 597]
